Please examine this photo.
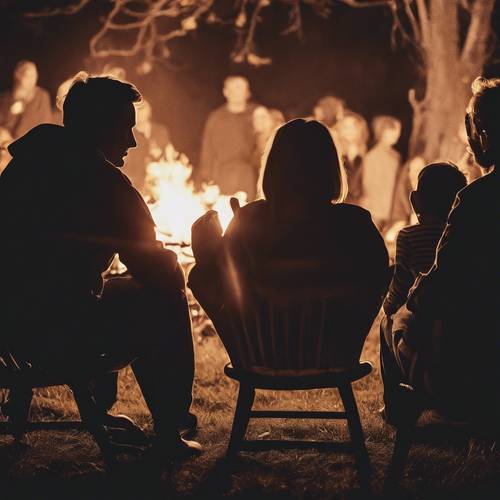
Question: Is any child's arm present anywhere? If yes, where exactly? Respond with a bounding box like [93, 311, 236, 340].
[383, 229, 415, 315]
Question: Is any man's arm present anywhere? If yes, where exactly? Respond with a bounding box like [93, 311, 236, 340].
[383, 231, 414, 315]
[109, 177, 183, 293]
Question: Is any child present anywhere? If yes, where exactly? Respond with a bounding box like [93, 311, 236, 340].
[383, 162, 467, 315]
[361, 115, 401, 229]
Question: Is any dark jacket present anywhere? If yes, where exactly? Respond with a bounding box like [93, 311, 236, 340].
[0, 124, 179, 345]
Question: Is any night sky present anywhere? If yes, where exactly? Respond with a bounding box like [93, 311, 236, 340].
[1, 1, 498, 165]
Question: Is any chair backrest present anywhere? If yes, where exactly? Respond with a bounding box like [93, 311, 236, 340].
[219, 285, 382, 372]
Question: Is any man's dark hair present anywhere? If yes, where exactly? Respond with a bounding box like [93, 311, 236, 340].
[63, 73, 141, 131]
[416, 162, 467, 220]
[468, 77, 500, 140]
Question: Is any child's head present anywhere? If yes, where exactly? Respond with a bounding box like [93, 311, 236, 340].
[410, 162, 467, 223]
[372, 115, 401, 147]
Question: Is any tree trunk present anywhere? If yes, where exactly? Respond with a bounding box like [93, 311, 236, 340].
[408, 0, 494, 163]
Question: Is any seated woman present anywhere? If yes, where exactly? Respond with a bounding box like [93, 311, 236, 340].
[189, 119, 389, 371]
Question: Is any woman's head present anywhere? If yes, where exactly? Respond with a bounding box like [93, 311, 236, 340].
[336, 112, 369, 156]
[372, 115, 401, 147]
[262, 119, 347, 208]
[466, 77, 500, 168]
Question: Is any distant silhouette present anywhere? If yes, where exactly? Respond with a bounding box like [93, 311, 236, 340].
[361, 115, 402, 230]
[122, 99, 171, 192]
[380, 77, 500, 423]
[198, 75, 257, 199]
[336, 111, 369, 205]
[0, 74, 200, 458]
[0, 61, 52, 140]
[312, 95, 345, 142]
[190, 119, 389, 369]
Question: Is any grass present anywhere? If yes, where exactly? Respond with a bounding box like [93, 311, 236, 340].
[1, 308, 499, 499]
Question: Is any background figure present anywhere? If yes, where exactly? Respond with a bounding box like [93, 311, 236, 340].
[253, 105, 285, 198]
[198, 75, 257, 199]
[313, 95, 345, 142]
[0, 126, 13, 174]
[0, 60, 52, 139]
[122, 99, 171, 192]
[336, 111, 369, 205]
[361, 115, 401, 230]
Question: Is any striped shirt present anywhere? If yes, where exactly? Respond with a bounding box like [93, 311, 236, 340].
[383, 223, 445, 315]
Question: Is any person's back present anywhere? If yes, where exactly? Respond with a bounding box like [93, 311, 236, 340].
[383, 163, 467, 316]
[191, 119, 388, 369]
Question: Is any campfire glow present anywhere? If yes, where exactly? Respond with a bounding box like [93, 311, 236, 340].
[145, 146, 247, 262]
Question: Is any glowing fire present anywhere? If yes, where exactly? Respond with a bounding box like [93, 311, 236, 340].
[145, 146, 247, 261]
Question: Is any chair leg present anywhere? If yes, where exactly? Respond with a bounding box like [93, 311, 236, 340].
[338, 383, 371, 489]
[5, 386, 33, 442]
[227, 383, 255, 457]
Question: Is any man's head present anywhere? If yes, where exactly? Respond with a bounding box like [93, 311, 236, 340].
[63, 74, 141, 167]
[13, 60, 38, 93]
[410, 162, 467, 223]
[466, 77, 500, 168]
[223, 76, 250, 110]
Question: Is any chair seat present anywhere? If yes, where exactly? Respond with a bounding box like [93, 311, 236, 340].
[0, 367, 69, 389]
[224, 361, 372, 390]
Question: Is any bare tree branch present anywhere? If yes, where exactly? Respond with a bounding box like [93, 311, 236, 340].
[25, 0, 92, 18]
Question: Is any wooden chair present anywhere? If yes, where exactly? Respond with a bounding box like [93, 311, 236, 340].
[218, 289, 379, 489]
[385, 383, 499, 490]
[0, 342, 142, 462]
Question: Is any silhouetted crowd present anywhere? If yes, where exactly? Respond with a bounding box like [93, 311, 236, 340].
[0, 61, 498, 471]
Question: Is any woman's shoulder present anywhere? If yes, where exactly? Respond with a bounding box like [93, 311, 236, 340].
[330, 202, 373, 222]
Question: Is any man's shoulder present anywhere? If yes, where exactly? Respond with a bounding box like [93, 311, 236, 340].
[458, 170, 497, 201]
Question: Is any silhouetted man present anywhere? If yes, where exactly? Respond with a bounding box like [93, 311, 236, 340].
[380, 77, 500, 423]
[0, 74, 200, 457]
[199, 75, 257, 199]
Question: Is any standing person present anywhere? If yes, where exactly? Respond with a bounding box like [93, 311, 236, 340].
[380, 77, 500, 423]
[313, 95, 345, 142]
[361, 115, 402, 230]
[0, 74, 200, 458]
[123, 99, 171, 192]
[336, 111, 369, 205]
[199, 76, 257, 199]
[0, 61, 52, 140]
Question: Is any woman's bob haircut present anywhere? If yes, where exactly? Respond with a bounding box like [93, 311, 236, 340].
[261, 119, 348, 206]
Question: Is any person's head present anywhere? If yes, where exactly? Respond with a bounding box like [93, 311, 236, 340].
[465, 76, 500, 168]
[223, 75, 250, 109]
[313, 96, 345, 128]
[253, 106, 273, 135]
[410, 162, 467, 223]
[262, 119, 347, 211]
[336, 111, 369, 156]
[63, 73, 141, 167]
[372, 115, 401, 147]
[13, 60, 38, 93]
